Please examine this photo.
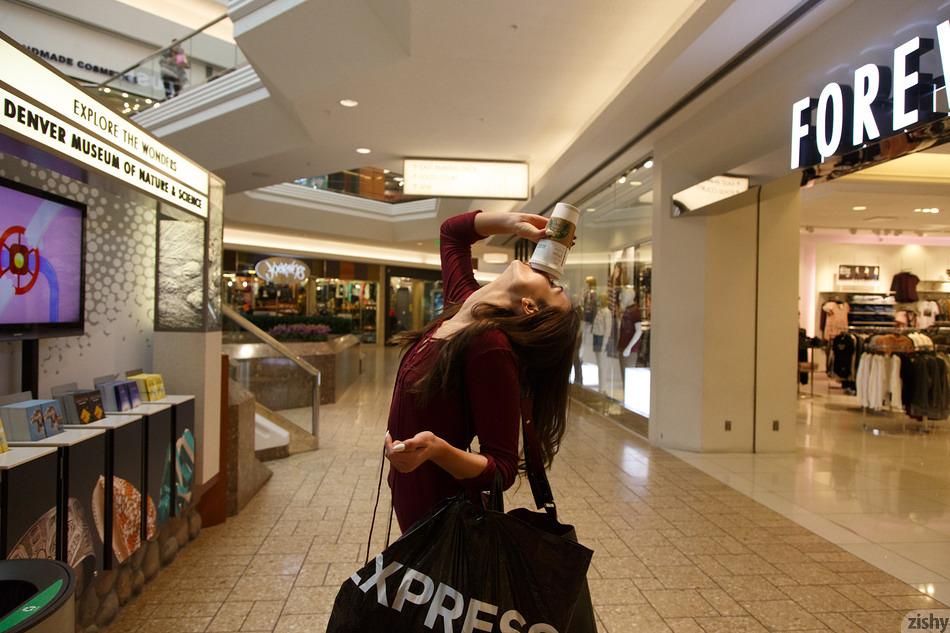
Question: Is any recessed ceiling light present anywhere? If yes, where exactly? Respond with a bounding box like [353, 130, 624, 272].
[356, 148, 371, 154]
[102, 87, 111, 94]
[121, 92, 128, 98]
[339, 99, 359, 107]
[383, 169, 390, 174]
[852, 205, 867, 211]
[586, 207, 596, 213]
[618, 176, 627, 184]
[629, 181, 642, 186]
[643, 159, 654, 169]
[145, 98, 153, 104]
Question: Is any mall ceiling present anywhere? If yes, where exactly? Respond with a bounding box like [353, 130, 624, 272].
[153, 0, 700, 195]
[801, 147, 950, 234]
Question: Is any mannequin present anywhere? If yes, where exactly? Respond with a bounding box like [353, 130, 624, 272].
[592, 297, 613, 394]
[617, 298, 644, 399]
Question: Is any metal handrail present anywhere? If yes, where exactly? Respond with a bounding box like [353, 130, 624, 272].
[222, 304, 320, 438]
[95, 13, 230, 90]
[222, 305, 321, 378]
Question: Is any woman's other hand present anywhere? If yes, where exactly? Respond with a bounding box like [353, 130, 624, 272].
[385, 431, 441, 473]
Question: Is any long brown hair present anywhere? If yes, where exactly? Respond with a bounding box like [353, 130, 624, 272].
[394, 301, 580, 470]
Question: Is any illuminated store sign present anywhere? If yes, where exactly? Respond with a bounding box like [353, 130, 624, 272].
[791, 18, 950, 170]
[255, 258, 310, 285]
[0, 37, 209, 217]
[403, 159, 529, 200]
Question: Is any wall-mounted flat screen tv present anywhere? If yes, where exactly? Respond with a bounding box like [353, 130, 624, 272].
[0, 176, 85, 340]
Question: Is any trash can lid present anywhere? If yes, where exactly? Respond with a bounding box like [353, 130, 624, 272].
[0, 560, 74, 633]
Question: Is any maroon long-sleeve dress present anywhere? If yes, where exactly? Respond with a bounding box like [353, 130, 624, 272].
[387, 211, 520, 531]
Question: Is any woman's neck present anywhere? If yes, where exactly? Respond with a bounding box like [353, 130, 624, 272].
[435, 284, 511, 338]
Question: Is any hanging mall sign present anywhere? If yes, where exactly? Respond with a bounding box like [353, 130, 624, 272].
[403, 159, 529, 200]
[790, 17, 950, 170]
[0, 35, 209, 217]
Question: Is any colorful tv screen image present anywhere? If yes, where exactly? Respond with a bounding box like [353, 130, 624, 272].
[0, 181, 84, 326]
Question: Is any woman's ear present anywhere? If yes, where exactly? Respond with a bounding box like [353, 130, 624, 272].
[520, 297, 540, 315]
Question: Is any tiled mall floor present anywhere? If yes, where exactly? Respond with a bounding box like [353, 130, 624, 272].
[108, 351, 946, 633]
[674, 375, 950, 606]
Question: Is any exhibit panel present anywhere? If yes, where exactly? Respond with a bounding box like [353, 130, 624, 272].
[63, 415, 145, 570]
[151, 395, 196, 516]
[0, 447, 58, 561]
[106, 405, 172, 535]
[8, 428, 107, 589]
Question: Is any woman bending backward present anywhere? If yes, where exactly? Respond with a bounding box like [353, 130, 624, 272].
[385, 210, 580, 531]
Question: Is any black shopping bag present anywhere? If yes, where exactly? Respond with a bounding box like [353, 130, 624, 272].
[327, 494, 592, 632]
[328, 398, 596, 632]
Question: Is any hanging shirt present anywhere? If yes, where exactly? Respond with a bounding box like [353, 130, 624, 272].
[891, 272, 920, 302]
[917, 300, 940, 328]
[822, 301, 850, 340]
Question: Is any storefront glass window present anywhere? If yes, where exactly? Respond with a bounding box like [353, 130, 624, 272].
[388, 277, 443, 337]
[560, 158, 654, 423]
[222, 252, 380, 343]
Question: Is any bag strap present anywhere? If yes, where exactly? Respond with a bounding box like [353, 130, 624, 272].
[520, 396, 558, 519]
[365, 438, 394, 565]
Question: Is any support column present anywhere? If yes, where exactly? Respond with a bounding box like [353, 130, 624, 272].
[650, 165, 800, 453]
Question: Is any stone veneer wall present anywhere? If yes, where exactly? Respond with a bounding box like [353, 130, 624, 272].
[75, 508, 202, 632]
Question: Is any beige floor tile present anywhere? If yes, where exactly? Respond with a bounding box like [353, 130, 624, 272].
[587, 578, 647, 605]
[642, 589, 719, 618]
[652, 565, 718, 589]
[666, 617, 704, 632]
[134, 616, 214, 632]
[693, 616, 768, 633]
[781, 585, 860, 612]
[244, 553, 306, 577]
[774, 562, 844, 585]
[241, 600, 285, 631]
[741, 599, 825, 630]
[698, 588, 747, 616]
[713, 554, 780, 576]
[592, 555, 654, 579]
[305, 542, 361, 564]
[273, 612, 331, 632]
[207, 601, 252, 632]
[229, 575, 296, 602]
[282, 586, 339, 615]
[714, 576, 787, 602]
[595, 604, 673, 632]
[255, 536, 315, 556]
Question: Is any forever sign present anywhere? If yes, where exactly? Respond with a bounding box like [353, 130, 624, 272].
[791, 18, 950, 169]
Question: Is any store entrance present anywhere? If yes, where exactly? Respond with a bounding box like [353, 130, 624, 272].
[793, 142, 950, 585]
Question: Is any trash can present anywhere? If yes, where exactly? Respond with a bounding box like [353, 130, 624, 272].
[0, 560, 74, 633]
